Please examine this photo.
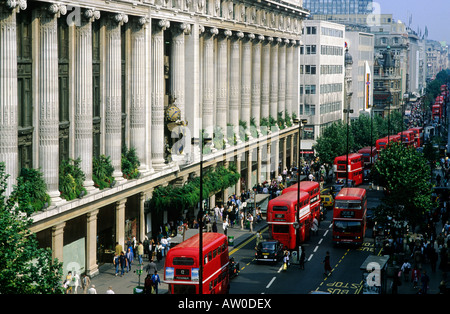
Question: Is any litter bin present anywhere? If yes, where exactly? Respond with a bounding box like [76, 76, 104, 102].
[133, 286, 145, 294]
[228, 236, 234, 246]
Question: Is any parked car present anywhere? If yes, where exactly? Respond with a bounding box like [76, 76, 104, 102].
[255, 240, 283, 264]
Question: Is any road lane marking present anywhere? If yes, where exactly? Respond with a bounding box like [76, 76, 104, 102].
[266, 277, 276, 289]
[323, 230, 329, 236]
[313, 245, 319, 252]
[318, 238, 323, 244]
[308, 254, 313, 261]
[229, 226, 269, 256]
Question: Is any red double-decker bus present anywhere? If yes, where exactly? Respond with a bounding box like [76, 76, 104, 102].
[164, 233, 229, 294]
[267, 191, 311, 250]
[282, 181, 321, 222]
[398, 130, 415, 147]
[358, 147, 377, 168]
[332, 188, 367, 245]
[409, 127, 423, 147]
[376, 137, 389, 152]
[333, 153, 364, 186]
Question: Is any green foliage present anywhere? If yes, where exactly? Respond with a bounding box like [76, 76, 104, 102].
[284, 111, 292, 127]
[93, 155, 115, 190]
[314, 120, 354, 166]
[226, 123, 237, 146]
[239, 120, 249, 142]
[0, 162, 64, 294]
[277, 112, 285, 130]
[10, 167, 51, 216]
[213, 127, 226, 150]
[249, 117, 259, 138]
[371, 142, 434, 226]
[148, 165, 240, 216]
[121, 146, 141, 179]
[59, 158, 87, 201]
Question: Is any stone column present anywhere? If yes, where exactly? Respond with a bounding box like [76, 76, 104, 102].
[246, 149, 252, 189]
[151, 19, 170, 170]
[292, 40, 300, 117]
[240, 33, 253, 135]
[273, 139, 280, 178]
[115, 198, 127, 250]
[281, 137, 287, 171]
[257, 146, 262, 185]
[266, 142, 271, 181]
[260, 37, 272, 121]
[130, 17, 148, 171]
[216, 29, 232, 139]
[202, 27, 218, 139]
[74, 9, 100, 191]
[278, 39, 288, 119]
[139, 192, 145, 242]
[38, 4, 66, 205]
[105, 13, 128, 180]
[52, 222, 66, 263]
[235, 154, 242, 196]
[0, 2, 21, 196]
[229, 31, 244, 142]
[171, 22, 189, 120]
[251, 35, 263, 129]
[285, 40, 294, 120]
[269, 38, 280, 120]
[86, 209, 99, 276]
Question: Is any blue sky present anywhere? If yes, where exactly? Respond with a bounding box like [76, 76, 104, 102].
[374, 0, 450, 44]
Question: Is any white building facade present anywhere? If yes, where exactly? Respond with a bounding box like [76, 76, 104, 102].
[299, 20, 345, 155]
[0, 0, 308, 276]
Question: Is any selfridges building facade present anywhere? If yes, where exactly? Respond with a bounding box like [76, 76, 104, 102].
[0, 0, 308, 276]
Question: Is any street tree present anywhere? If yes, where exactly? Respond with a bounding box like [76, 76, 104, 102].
[0, 162, 64, 294]
[371, 142, 434, 229]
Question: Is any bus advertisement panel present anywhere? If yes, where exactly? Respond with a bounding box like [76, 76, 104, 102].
[267, 191, 311, 250]
[332, 188, 367, 245]
[164, 233, 229, 294]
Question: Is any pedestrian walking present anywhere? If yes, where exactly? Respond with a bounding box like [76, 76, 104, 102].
[119, 251, 127, 276]
[64, 271, 73, 294]
[152, 270, 161, 294]
[311, 217, 319, 236]
[299, 246, 306, 270]
[223, 218, 229, 236]
[323, 251, 332, 276]
[137, 241, 144, 265]
[421, 270, 430, 294]
[248, 213, 254, 232]
[113, 253, 120, 276]
[81, 274, 91, 294]
[144, 258, 158, 276]
[283, 251, 289, 271]
[88, 284, 97, 294]
[106, 286, 115, 294]
[144, 274, 153, 294]
[411, 266, 421, 288]
[401, 260, 411, 282]
[126, 247, 133, 272]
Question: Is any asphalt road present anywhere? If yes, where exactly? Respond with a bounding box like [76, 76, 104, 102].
[228, 184, 383, 295]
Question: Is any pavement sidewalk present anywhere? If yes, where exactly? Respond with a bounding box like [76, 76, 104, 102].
[86, 218, 268, 294]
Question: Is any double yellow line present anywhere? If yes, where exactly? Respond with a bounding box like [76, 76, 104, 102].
[229, 226, 269, 256]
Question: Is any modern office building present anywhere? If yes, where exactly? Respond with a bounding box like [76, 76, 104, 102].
[303, 0, 373, 16]
[299, 20, 346, 155]
[0, 0, 308, 276]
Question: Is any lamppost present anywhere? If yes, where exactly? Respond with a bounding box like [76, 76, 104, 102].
[191, 136, 212, 295]
[293, 118, 307, 262]
[343, 108, 353, 186]
[344, 46, 353, 187]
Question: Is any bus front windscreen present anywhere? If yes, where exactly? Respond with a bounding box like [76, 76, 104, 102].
[334, 220, 362, 233]
[334, 200, 362, 210]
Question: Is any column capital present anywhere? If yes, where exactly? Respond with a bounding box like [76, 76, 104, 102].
[110, 12, 128, 25]
[82, 8, 101, 23]
[234, 31, 244, 40]
[155, 18, 170, 31]
[171, 21, 190, 34]
[3, 0, 27, 11]
[47, 3, 67, 17]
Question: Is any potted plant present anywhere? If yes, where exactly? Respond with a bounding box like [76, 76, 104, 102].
[92, 155, 115, 190]
[59, 158, 87, 201]
[11, 167, 51, 216]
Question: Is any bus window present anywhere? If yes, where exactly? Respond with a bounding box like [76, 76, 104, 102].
[273, 225, 289, 234]
[173, 257, 194, 266]
[334, 220, 362, 233]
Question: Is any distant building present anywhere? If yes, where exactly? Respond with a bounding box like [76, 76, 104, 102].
[304, 0, 373, 16]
